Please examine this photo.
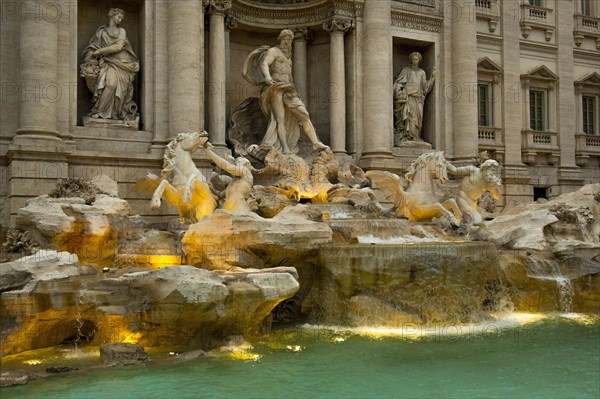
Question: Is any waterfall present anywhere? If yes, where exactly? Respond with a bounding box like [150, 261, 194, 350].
[526, 258, 573, 313]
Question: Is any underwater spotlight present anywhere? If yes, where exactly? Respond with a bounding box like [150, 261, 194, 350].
[102, 267, 110, 273]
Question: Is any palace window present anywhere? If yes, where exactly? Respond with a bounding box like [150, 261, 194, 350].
[529, 90, 546, 131]
[581, 0, 592, 16]
[574, 72, 600, 135]
[529, 0, 543, 7]
[521, 65, 558, 133]
[582, 96, 597, 134]
[478, 84, 492, 126]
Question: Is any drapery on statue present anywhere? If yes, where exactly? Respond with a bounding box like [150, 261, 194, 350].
[393, 52, 435, 144]
[447, 159, 502, 225]
[242, 29, 328, 155]
[205, 142, 255, 212]
[80, 8, 140, 122]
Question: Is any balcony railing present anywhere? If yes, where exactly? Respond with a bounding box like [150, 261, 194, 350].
[521, 129, 560, 164]
[520, 3, 554, 40]
[575, 14, 600, 32]
[478, 126, 504, 147]
[475, 0, 499, 32]
[575, 133, 600, 166]
[573, 14, 600, 48]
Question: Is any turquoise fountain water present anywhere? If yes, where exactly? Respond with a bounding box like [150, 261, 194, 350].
[3, 316, 599, 399]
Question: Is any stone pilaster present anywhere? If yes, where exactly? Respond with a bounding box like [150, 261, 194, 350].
[450, 0, 478, 163]
[360, 0, 393, 162]
[150, 1, 170, 153]
[501, 1, 531, 205]
[225, 14, 237, 124]
[556, 0, 582, 193]
[324, 18, 352, 155]
[13, 0, 61, 146]
[167, 0, 204, 139]
[207, 0, 231, 147]
[293, 27, 310, 102]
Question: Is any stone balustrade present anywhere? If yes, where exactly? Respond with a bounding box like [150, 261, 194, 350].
[521, 129, 560, 165]
[573, 14, 600, 48]
[520, 3, 555, 41]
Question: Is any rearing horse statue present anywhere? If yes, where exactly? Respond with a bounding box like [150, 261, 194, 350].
[366, 151, 462, 225]
[135, 131, 217, 223]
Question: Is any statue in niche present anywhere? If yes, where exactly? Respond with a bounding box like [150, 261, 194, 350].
[447, 160, 502, 225]
[393, 52, 435, 145]
[80, 8, 140, 125]
[205, 142, 256, 212]
[242, 29, 328, 155]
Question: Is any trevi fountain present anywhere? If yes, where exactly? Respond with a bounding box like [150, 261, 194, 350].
[1, 10, 599, 399]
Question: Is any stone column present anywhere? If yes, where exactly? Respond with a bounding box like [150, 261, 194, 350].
[324, 18, 352, 155]
[207, 0, 231, 147]
[167, 0, 204, 138]
[293, 27, 310, 102]
[450, 0, 478, 162]
[13, 0, 60, 144]
[225, 14, 237, 125]
[361, 0, 393, 159]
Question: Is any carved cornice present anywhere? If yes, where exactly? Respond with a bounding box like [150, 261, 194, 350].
[390, 9, 442, 33]
[323, 17, 353, 35]
[519, 41, 558, 54]
[209, 0, 232, 15]
[477, 34, 503, 46]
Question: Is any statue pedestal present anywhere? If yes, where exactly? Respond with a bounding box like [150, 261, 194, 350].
[83, 116, 139, 131]
[394, 138, 432, 149]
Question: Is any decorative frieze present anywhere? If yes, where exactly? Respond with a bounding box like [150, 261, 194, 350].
[391, 10, 442, 33]
[231, 0, 334, 27]
[477, 34, 503, 46]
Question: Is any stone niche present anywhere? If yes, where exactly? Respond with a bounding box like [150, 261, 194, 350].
[77, 0, 145, 129]
[392, 37, 436, 147]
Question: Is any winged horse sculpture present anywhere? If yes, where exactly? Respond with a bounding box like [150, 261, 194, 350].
[365, 151, 462, 225]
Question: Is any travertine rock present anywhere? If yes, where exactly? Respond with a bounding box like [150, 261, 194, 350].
[1, 257, 299, 356]
[478, 183, 600, 250]
[16, 195, 130, 266]
[100, 343, 148, 367]
[182, 206, 332, 269]
[90, 175, 119, 197]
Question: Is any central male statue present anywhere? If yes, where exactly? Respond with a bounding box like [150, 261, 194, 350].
[243, 29, 328, 155]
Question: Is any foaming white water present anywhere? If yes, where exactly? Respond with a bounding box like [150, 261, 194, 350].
[527, 259, 574, 312]
[327, 212, 352, 219]
[357, 235, 444, 244]
[298, 313, 549, 340]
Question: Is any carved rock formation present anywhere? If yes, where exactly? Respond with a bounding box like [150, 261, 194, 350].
[0, 252, 299, 356]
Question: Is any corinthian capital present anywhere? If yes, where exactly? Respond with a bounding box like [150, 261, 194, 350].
[323, 17, 353, 35]
[225, 14, 237, 31]
[293, 27, 314, 42]
[208, 0, 232, 14]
